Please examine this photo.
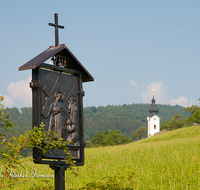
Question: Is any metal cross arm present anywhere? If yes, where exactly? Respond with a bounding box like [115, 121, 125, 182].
[49, 13, 65, 47]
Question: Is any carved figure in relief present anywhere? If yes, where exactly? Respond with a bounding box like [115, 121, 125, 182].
[45, 91, 66, 137]
[66, 98, 78, 142]
[42, 89, 79, 143]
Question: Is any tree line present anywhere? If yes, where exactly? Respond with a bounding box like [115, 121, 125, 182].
[2, 103, 190, 143]
[131, 103, 200, 141]
[86, 102, 200, 147]
[160, 105, 200, 131]
[86, 130, 132, 148]
[83, 103, 189, 141]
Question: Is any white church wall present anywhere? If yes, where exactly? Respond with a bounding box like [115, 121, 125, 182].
[147, 115, 160, 137]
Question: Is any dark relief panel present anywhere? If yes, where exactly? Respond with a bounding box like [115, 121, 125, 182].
[31, 66, 85, 165]
[40, 69, 79, 144]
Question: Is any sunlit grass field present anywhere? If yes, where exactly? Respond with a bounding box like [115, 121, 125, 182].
[1, 125, 200, 189]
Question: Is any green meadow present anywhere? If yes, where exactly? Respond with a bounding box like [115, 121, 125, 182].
[1, 125, 200, 189]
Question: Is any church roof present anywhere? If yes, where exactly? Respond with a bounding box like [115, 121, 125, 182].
[149, 95, 158, 117]
[19, 44, 94, 83]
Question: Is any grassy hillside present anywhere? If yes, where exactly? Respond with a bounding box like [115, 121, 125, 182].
[1, 125, 200, 189]
[142, 124, 200, 142]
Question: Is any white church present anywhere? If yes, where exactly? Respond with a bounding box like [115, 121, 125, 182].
[147, 90, 160, 137]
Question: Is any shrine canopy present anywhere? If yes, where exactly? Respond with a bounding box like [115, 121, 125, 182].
[19, 44, 94, 82]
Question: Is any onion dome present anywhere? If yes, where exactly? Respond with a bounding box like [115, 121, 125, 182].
[149, 91, 158, 117]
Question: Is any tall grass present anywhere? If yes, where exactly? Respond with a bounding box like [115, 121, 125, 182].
[1, 125, 200, 189]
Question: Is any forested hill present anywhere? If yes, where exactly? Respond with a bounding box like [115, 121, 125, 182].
[4, 104, 189, 141]
[3, 107, 32, 140]
[83, 103, 189, 140]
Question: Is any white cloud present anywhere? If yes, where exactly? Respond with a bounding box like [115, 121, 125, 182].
[141, 81, 166, 104]
[0, 95, 14, 107]
[168, 97, 193, 108]
[141, 81, 194, 107]
[130, 80, 138, 87]
[7, 77, 32, 107]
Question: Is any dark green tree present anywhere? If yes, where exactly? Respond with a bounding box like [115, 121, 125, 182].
[86, 130, 132, 148]
[184, 105, 200, 125]
[0, 96, 14, 142]
[132, 126, 147, 141]
[160, 114, 185, 131]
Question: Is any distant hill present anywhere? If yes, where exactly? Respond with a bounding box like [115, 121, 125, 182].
[83, 103, 190, 140]
[4, 107, 32, 139]
[3, 103, 189, 141]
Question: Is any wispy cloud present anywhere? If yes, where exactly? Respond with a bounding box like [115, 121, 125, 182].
[7, 77, 32, 107]
[141, 81, 166, 104]
[130, 80, 138, 87]
[168, 97, 193, 108]
[141, 81, 194, 107]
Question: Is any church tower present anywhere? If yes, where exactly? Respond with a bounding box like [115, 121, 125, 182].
[147, 89, 160, 137]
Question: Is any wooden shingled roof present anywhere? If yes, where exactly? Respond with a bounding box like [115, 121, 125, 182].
[19, 44, 94, 82]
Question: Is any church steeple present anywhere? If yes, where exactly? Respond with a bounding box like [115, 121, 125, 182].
[149, 89, 158, 117]
[147, 89, 160, 137]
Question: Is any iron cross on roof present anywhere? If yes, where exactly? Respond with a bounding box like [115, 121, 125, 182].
[48, 13, 64, 47]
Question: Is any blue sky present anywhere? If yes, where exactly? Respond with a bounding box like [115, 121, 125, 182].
[1, 1, 200, 108]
